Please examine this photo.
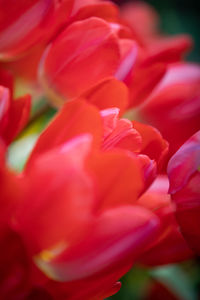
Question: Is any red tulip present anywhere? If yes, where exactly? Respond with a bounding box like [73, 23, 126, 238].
[138, 63, 200, 155]
[0, 93, 167, 298]
[3, 99, 165, 298]
[119, 2, 193, 108]
[26, 99, 168, 188]
[0, 0, 74, 60]
[132, 120, 169, 171]
[11, 132, 160, 299]
[137, 176, 194, 266]
[39, 17, 122, 104]
[168, 130, 200, 254]
[0, 1, 199, 298]
[82, 77, 129, 112]
[0, 0, 119, 81]
[39, 14, 166, 108]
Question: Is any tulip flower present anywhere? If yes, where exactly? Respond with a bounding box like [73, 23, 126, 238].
[0, 69, 31, 145]
[26, 99, 168, 183]
[39, 15, 167, 108]
[39, 17, 123, 104]
[0, 99, 167, 299]
[137, 176, 194, 266]
[14, 134, 160, 299]
[168, 130, 200, 254]
[137, 63, 200, 155]
[119, 1, 193, 108]
[0, 0, 75, 60]
[0, 0, 119, 81]
[1, 1, 199, 298]
[132, 121, 168, 171]
[0, 97, 167, 299]
[39, 4, 193, 110]
[0, 0, 121, 61]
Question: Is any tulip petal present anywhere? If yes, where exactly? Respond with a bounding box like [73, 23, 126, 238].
[168, 131, 200, 254]
[40, 17, 121, 103]
[137, 176, 194, 266]
[133, 120, 168, 169]
[16, 152, 94, 256]
[83, 77, 129, 113]
[146, 35, 193, 64]
[139, 64, 200, 154]
[101, 107, 142, 152]
[128, 63, 166, 107]
[71, 0, 119, 23]
[35, 206, 159, 281]
[168, 131, 200, 194]
[88, 151, 144, 210]
[26, 99, 102, 168]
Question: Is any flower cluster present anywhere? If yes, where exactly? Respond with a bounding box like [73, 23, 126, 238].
[0, 1, 199, 299]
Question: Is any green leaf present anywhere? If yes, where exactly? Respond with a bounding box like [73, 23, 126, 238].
[150, 264, 198, 300]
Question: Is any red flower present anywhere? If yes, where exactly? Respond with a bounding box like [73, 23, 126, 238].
[39, 15, 167, 108]
[137, 63, 200, 155]
[3, 100, 166, 299]
[118, 1, 193, 108]
[0, 0, 120, 82]
[38, 2, 192, 111]
[168, 130, 200, 254]
[26, 99, 168, 185]
[137, 176, 194, 266]
[0, 0, 75, 60]
[39, 17, 123, 104]
[15, 139, 160, 299]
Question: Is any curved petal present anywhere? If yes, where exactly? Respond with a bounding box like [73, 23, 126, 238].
[83, 77, 129, 113]
[168, 131, 200, 254]
[26, 99, 102, 169]
[101, 108, 142, 152]
[137, 176, 194, 266]
[87, 151, 144, 211]
[168, 130, 200, 194]
[16, 136, 94, 256]
[133, 120, 168, 170]
[35, 206, 160, 281]
[0, 0, 74, 59]
[40, 17, 121, 103]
